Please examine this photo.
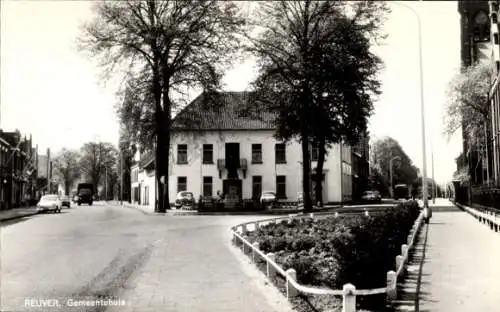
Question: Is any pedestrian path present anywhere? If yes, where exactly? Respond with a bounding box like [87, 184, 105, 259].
[105, 216, 294, 312]
[0, 207, 38, 222]
[394, 200, 500, 312]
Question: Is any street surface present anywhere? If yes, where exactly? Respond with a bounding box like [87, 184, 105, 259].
[0, 203, 290, 312]
[2, 200, 498, 312]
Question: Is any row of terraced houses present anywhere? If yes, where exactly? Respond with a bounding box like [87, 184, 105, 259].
[456, 1, 500, 208]
[130, 92, 370, 210]
[0, 129, 55, 210]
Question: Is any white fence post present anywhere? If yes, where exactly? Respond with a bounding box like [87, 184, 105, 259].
[334, 211, 339, 218]
[342, 283, 356, 312]
[242, 224, 248, 235]
[255, 222, 260, 231]
[364, 209, 370, 217]
[252, 242, 259, 262]
[267, 253, 276, 280]
[407, 234, 412, 245]
[386, 271, 397, 300]
[401, 244, 408, 257]
[395, 255, 403, 272]
[286, 268, 298, 298]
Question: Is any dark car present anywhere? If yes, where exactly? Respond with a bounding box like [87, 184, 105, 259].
[175, 191, 195, 209]
[60, 195, 71, 208]
[77, 188, 93, 206]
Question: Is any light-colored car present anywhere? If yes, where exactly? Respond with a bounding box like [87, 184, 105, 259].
[36, 194, 62, 213]
[361, 190, 381, 203]
[174, 191, 195, 208]
[260, 191, 277, 206]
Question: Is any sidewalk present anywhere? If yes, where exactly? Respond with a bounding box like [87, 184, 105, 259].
[394, 200, 500, 311]
[0, 207, 38, 222]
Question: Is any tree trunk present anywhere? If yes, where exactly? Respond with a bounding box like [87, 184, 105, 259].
[161, 86, 172, 212]
[314, 138, 326, 206]
[64, 179, 70, 196]
[302, 137, 313, 212]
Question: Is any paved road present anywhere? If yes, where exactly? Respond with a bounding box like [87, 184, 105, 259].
[1, 203, 292, 312]
[394, 199, 500, 312]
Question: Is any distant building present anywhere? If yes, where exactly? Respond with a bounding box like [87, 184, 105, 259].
[0, 129, 36, 208]
[36, 148, 54, 196]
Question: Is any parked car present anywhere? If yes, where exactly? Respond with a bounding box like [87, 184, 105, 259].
[60, 195, 71, 208]
[36, 194, 62, 213]
[361, 190, 382, 203]
[394, 184, 411, 200]
[174, 191, 195, 208]
[260, 191, 277, 208]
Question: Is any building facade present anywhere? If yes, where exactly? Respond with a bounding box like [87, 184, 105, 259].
[130, 91, 354, 210]
[168, 129, 352, 204]
[458, 0, 493, 186]
[0, 130, 38, 209]
[487, 1, 500, 185]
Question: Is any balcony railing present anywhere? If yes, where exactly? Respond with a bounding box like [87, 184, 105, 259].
[217, 158, 248, 179]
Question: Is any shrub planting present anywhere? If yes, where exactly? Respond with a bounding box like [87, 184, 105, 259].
[242, 201, 421, 311]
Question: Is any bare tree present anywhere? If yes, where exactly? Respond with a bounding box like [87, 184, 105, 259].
[79, 1, 245, 212]
[80, 142, 116, 195]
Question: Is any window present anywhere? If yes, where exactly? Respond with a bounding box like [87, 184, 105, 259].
[311, 145, 319, 162]
[177, 144, 188, 164]
[252, 144, 262, 163]
[275, 144, 286, 164]
[203, 176, 213, 197]
[177, 176, 187, 193]
[252, 176, 262, 199]
[276, 175, 286, 199]
[203, 144, 213, 164]
[131, 168, 138, 183]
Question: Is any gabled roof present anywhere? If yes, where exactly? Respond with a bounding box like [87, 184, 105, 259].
[171, 91, 276, 131]
[139, 150, 155, 169]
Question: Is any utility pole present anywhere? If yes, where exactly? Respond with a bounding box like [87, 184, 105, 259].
[432, 147, 435, 203]
[120, 151, 123, 205]
[105, 166, 107, 201]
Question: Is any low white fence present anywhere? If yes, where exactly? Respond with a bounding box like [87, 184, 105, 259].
[230, 210, 425, 312]
[458, 203, 500, 233]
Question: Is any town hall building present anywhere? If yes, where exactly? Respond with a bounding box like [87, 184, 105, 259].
[131, 91, 355, 209]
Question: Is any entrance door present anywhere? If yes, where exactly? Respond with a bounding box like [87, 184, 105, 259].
[223, 179, 242, 199]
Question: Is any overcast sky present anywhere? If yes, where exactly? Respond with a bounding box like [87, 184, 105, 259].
[1, 1, 462, 184]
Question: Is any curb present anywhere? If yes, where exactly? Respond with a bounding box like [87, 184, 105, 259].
[0, 211, 39, 223]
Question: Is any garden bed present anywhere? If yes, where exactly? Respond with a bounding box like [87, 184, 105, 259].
[239, 201, 421, 312]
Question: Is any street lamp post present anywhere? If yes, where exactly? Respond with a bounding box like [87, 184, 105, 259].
[393, 2, 431, 220]
[390, 156, 401, 198]
[432, 146, 435, 203]
[105, 166, 107, 201]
